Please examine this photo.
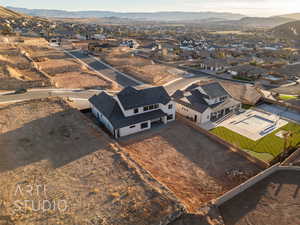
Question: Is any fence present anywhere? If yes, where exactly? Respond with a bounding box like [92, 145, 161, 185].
[213, 163, 280, 206]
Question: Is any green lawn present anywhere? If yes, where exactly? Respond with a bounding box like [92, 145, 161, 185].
[210, 123, 300, 162]
[278, 95, 298, 101]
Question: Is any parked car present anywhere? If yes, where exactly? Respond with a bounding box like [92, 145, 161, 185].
[14, 88, 27, 94]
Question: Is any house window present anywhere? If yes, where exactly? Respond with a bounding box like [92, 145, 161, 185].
[167, 114, 173, 120]
[168, 104, 173, 109]
[141, 122, 148, 129]
[129, 125, 136, 129]
[220, 96, 227, 102]
[134, 108, 139, 114]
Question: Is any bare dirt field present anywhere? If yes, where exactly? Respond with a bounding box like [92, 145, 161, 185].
[36, 59, 83, 76]
[219, 170, 300, 225]
[169, 207, 225, 225]
[51, 71, 112, 89]
[0, 36, 113, 90]
[0, 42, 50, 90]
[101, 47, 180, 85]
[118, 121, 261, 213]
[24, 47, 69, 61]
[0, 98, 183, 225]
[121, 64, 181, 86]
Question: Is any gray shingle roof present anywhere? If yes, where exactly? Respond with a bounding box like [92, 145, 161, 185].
[172, 84, 236, 113]
[89, 92, 116, 119]
[172, 90, 209, 113]
[117, 86, 171, 110]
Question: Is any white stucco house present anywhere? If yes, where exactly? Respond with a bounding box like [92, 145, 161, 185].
[172, 81, 241, 124]
[89, 86, 175, 138]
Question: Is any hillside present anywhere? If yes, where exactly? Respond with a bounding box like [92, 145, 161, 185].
[271, 20, 300, 40]
[238, 16, 294, 28]
[8, 7, 245, 21]
[197, 16, 295, 30]
[277, 13, 300, 20]
[0, 6, 24, 18]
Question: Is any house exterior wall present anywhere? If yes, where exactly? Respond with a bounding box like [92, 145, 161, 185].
[115, 96, 175, 119]
[175, 102, 211, 124]
[118, 121, 151, 137]
[201, 108, 212, 123]
[91, 104, 114, 134]
[160, 101, 176, 122]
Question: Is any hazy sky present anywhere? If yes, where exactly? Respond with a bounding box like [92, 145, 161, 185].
[1, 0, 299, 17]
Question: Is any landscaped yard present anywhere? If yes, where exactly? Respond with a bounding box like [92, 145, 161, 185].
[211, 123, 300, 162]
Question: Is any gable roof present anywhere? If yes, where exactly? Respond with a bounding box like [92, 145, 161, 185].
[89, 92, 116, 119]
[117, 86, 171, 110]
[200, 82, 229, 99]
[172, 90, 210, 113]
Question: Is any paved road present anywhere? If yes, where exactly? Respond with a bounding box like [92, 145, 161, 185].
[66, 50, 142, 87]
[0, 89, 102, 104]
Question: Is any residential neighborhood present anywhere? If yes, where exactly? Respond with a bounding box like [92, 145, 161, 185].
[0, 3, 299, 225]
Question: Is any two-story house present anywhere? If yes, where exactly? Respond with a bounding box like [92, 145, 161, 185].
[172, 81, 241, 124]
[89, 86, 175, 138]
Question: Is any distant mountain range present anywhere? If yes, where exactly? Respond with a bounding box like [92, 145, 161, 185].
[7, 7, 245, 21]
[202, 16, 296, 29]
[277, 13, 300, 21]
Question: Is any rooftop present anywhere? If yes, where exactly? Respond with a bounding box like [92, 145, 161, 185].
[117, 86, 171, 110]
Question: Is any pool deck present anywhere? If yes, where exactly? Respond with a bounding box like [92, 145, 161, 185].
[218, 109, 288, 141]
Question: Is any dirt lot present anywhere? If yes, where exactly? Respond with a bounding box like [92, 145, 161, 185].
[36, 58, 83, 76]
[0, 36, 114, 90]
[51, 71, 112, 89]
[219, 170, 300, 225]
[0, 42, 50, 90]
[119, 121, 261, 213]
[0, 98, 183, 225]
[101, 47, 181, 85]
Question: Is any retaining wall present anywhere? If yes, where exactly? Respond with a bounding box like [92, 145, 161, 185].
[283, 148, 300, 165]
[213, 164, 300, 207]
[213, 163, 279, 206]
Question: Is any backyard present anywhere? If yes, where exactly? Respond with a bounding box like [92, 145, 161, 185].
[119, 121, 260, 213]
[211, 122, 300, 162]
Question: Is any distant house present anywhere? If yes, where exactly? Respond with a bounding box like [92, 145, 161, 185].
[228, 64, 268, 80]
[220, 81, 262, 105]
[172, 81, 241, 124]
[199, 58, 229, 71]
[47, 36, 63, 47]
[120, 39, 139, 48]
[89, 86, 175, 138]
